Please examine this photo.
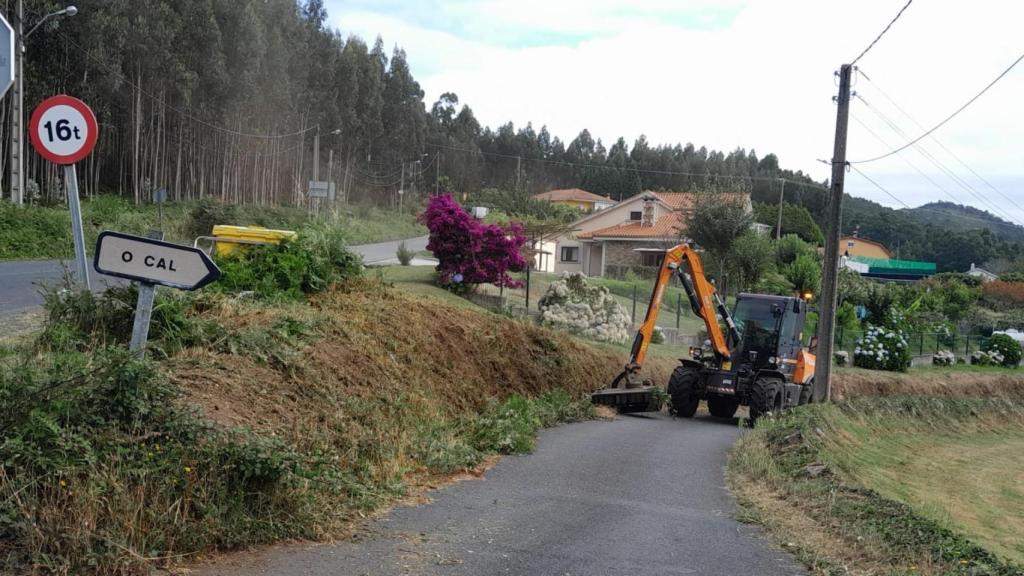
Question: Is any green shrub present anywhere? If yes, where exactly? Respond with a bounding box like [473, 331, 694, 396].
[213, 225, 362, 299]
[0, 348, 316, 574]
[396, 240, 414, 265]
[37, 284, 219, 354]
[982, 334, 1022, 368]
[184, 197, 240, 240]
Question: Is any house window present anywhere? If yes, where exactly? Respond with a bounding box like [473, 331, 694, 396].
[561, 246, 580, 262]
[847, 240, 855, 247]
[629, 211, 642, 221]
[641, 252, 663, 267]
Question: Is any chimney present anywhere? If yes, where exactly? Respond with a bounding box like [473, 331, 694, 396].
[642, 195, 656, 227]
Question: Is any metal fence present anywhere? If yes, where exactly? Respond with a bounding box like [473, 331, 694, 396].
[835, 328, 992, 358]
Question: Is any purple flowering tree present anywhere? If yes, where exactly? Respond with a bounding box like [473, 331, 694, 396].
[419, 194, 528, 292]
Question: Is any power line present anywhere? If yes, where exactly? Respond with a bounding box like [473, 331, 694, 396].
[850, 165, 911, 209]
[854, 94, 1024, 226]
[428, 142, 829, 191]
[850, 0, 913, 65]
[845, 161, 1022, 229]
[850, 50, 1024, 164]
[56, 31, 316, 140]
[859, 69, 1024, 217]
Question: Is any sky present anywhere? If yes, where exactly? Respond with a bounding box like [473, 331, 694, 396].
[325, 0, 1024, 225]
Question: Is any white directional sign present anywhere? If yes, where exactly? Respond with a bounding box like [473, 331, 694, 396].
[94, 231, 221, 290]
[0, 13, 12, 100]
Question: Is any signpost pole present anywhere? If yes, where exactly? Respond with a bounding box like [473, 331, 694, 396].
[129, 230, 163, 358]
[64, 164, 90, 290]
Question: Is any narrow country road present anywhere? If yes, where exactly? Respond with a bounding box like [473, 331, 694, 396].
[0, 235, 429, 316]
[196, 412, 803, 576]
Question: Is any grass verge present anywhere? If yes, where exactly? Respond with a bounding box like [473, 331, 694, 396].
[0, 195, 424, 260]
[1, 273, 674, 574]
[729, 397, 1024, 575]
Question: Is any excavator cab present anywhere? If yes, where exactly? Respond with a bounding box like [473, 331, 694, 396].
[591, 243, 816, 419]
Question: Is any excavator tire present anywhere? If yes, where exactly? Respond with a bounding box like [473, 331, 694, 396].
[749, 376, 783, 421]
[798, 380, 814, 406]
[667, 365, 700, 418]
[707, 396, 739, 418]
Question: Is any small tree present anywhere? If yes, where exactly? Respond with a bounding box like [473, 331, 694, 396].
[783, 253, 821, 298]
[775, 234, 812, 268]
[686, 192, 753, 288]
[419, 194, 528, 292]
[731, 231, 774, 292]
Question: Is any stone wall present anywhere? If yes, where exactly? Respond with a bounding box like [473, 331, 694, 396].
[603, 240, 667, 279]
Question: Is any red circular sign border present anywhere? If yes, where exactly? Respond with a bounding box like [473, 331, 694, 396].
[28, 95, 98, 165]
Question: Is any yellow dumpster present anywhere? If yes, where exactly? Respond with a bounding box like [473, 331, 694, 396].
[209, 225, 298, 256]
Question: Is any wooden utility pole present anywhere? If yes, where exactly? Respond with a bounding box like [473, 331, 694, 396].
[775, 178, 785, 240]
[813, 63, 852, 403]
[516, 155, 521, 192]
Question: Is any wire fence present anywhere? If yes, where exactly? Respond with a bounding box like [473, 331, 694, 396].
[835, 328, 993, 358]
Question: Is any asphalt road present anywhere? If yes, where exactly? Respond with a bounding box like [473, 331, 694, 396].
[196, 413, 803, 576]
[0, 235, 430, 315]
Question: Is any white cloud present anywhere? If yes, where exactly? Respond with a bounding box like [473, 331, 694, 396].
[329, 0, 1024, 223]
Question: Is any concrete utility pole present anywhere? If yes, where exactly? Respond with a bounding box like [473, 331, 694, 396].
[399, 161, 405, 211]
[813, 63, 853, 403]
[10, 0, 23, 204]
[435, 152, 440, 195]
[516, 155, 522, 192]
[775, 178, 785, 240]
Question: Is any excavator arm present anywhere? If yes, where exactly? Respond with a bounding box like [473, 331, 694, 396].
[619, 243, 739, 380]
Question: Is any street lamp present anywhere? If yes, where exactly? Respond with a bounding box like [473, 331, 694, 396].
[10, 4, 78, 205]
[25, 5, 78, 40]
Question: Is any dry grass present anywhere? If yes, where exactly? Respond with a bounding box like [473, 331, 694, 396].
[833, 367, 1024, 400]
[730, 398, 1024, 576]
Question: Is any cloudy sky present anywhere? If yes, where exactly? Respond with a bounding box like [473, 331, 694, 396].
[325, 0, 1024, 224]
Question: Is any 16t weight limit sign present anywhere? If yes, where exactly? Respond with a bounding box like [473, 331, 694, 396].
[29, 95, 99, 291]
[29, 95, 97, 165]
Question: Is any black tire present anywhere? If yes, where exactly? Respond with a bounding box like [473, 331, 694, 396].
[748, 376, 783, 421]
[798, 380, 814, 406]
[707, 396, 739, 418]
[667, 365, 701, 418]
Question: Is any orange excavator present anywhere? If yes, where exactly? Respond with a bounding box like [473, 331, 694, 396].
[591, 243, 816, 418]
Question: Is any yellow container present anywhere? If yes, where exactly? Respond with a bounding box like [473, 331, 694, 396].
[211, 225, 298, 256]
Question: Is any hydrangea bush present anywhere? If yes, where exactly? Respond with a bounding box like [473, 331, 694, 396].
[419, 194, 527, 293]
[971, 350, 1002, 366]
[538, 272, 632, 343]
[981, 334, 1022, 368]
[932, 350, 956, 367]
[853, 326, 911, 372]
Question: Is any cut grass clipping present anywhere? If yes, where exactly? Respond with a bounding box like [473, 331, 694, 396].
[729, 397, 1024, 576]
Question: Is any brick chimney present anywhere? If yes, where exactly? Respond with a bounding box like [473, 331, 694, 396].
[642, 195, 656, 227]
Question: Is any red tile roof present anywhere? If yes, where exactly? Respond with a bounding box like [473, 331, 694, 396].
[532, 188, 613, 204]
[575, 191, 748, 240]
[577, 211, 686, 240]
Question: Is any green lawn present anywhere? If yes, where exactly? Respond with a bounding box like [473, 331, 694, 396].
[0, 196, 424, 260]
[823, 409, 1024, 565]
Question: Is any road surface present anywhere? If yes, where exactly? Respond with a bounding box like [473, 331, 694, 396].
[196, 413, 803, 576]
[0, 236, 429, 316]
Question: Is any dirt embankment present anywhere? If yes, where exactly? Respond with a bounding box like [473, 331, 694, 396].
[834, 367, 1024, 400]
[170, 282, 677, 439]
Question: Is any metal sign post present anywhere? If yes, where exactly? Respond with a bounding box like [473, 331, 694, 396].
[128, 230, 163, 356]
[28, 94, 98, 288]
[64, 164, 91, 289]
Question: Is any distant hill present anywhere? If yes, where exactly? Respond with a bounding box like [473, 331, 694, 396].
[903, 202, 1024, 242]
